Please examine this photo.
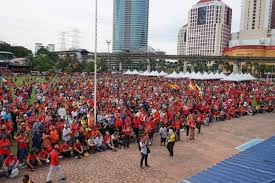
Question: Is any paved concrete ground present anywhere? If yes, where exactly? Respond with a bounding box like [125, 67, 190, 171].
[2, 113, 275, 183]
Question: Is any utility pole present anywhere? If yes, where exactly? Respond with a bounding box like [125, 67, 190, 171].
[106, 40, 111, 71]
[94, 0, 98, 124]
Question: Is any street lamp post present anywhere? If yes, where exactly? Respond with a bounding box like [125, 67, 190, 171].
[94, 0, 98, 124]
[106, 40, 111, 71]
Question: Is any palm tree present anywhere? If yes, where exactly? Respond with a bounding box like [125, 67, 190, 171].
[97, 58, 108, 71]
[117, 53, 129, 72]
[158, 59, 167, 71]
[253, 63, 259, 76]
[194, 61, 208, 73]
[254, 64, 268, 78]
[149, 59, 157, 71]
[222, 62, 233, 73]
[57, 53, 73, 71]
[209, 61, 220, 73]
[138, 60, 147, 71]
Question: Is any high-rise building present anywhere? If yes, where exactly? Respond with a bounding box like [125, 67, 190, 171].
[46, 44, 55, 52]
[178, 0, 232, 56]
[240, 0, 275, 32]
[113, 0, 149, 53]
[177, 25, 188, 55]
[229, 0, 275, 47]
[34, 43, 43, 55]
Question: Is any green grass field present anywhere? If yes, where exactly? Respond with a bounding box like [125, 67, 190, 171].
[10, 76, 47, 105]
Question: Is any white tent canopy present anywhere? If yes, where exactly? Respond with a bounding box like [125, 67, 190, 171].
[131, 69, 139, 75]
[184, 71, 191, 78]
[159, 71, 168, 76]
[139, 70, 150, 76]
[124, 70, 256, 81]
[165, 71, 179, 78]
[139, 70, 161, 76]
[222, 72, 257, 82]
[150, 70, 160, 76]
[123, 70, 140, 75]
[123, 70, 132, 75]
[178, 71, 188, 78]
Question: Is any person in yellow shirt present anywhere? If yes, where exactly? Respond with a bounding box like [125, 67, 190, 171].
[167, 129, 176, 157]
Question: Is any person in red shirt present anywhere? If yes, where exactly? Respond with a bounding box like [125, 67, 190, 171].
[124, 115, 131, 126]
[46, 144, 66, 183]
[5, 120, 13, 140]
[123, 123, 132, 148]
[148, 118, 155, 143]
[196, 113, 204, 134]
[16, 131, 29, 164]
[73, 139, 83, 159]
[160, 114, 168, 125]
[153, 110, 160, 130]
[104, 131, 115, 150]
[60, 142, 72, 158]
[38, 147, 50, 165]
[187, 114, 196, 140]
[0, 133, 11, 168]
[3, 153, 19, 177]
[133, 115, 140, 142]
[115, 117, 123, 135]
[175, 118, 181, 141]
[26, 149, 41, 171]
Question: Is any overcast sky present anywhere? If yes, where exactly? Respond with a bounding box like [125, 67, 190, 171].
[0, 0, 241, 54]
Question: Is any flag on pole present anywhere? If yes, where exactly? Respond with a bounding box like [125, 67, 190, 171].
[169, 83, 180, 90]
[188, 81, 196, 90]
[188, 81, 202, 97]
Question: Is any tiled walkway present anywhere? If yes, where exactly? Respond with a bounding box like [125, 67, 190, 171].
[2, 113, 275, 183]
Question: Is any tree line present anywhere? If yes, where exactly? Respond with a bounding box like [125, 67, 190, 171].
[0, 41, 107, 73]
[1, 41, 274, 75]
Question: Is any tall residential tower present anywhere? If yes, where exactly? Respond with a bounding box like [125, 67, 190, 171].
[113, 0, 149, 53]
[229, 0, 275, 47]
[177, 0, 232, 56]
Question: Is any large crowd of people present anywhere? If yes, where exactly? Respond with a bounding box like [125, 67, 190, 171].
[0, 72, 274, 179]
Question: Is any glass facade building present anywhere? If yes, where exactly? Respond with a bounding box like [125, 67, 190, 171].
[113, 0, 149, 53]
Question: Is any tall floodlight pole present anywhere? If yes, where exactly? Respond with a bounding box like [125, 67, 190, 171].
[94, 0, 98, 124]
[106, 40, 111, 71]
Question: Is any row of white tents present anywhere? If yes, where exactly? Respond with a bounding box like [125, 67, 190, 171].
[123, 70, 257, 81]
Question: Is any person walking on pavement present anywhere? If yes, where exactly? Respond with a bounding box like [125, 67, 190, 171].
[46, 145, 66, 183]
[167, 129, 176, 157]
[139, 136, 150, 168]
[159, 124, 167, 146]
[188, 114, 196, 140]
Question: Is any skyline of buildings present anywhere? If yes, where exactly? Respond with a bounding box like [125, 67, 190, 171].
[225, 0, 275, 58]
[177, 0, 232, 56]
[112, 0, 149, 53]
[34, 43, 55, 55]
[3, 0, 275, 57]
